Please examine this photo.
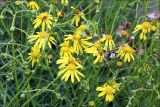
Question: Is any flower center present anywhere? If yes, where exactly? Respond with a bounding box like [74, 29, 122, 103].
[61, 47, 69, 52]
[68, 58, 75, 63]
[42, 15, 48, 21]
[105, 86, 114, 95]
[123, 46, 133, 53]
[94, 42, 100, 48]
[73, 9, 80, 14]
[62, 42, 69, 47]
[68, 64, 76, 71]
[141, 22, 152, 30]
[31, 50, 40, 59]
[106, 35, 112, 40]
[39, 31, 47, 38]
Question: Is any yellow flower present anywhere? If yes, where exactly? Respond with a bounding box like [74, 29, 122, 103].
[27, 46, 40, 67]
[85, 41, 104, 64]
[132, 22, 152, 40]
[56, 57, 83, 69]
[61, 0, 68, 5]
[100, 34, 115, 50]
[108, 80, 121, 92]
[65, 34, 93, 54]
[27, 1, 39, 10]
[33, 12, 53, 31]
[28, 31, 56, 50]
[74, 24, 86, 35]
[117, 45, 135, 62]
[57, 63, 85, 83]
[93, 50, 105, 64]
[96, 85, 116, 102]
[15, 1, 22, 5]
[56, 57, 84, 83]
[60, 41, 75, 57]
[71, 7, 86, 27]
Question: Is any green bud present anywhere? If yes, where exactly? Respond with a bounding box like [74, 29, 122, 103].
[88, 101, 95, 107]
[0, 15, 4, 20]
[20, 93, 25, 99]
[10, 26, 15, 31]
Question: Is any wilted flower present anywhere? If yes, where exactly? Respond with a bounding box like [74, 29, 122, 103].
[110, 52, 115, 59]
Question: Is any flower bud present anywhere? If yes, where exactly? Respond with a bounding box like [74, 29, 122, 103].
[15, 1, 22, 6]
[10, 26, 15, 31]
[20, 93, 25, 99]
[88, 101, 95, 107]
[117, 61, 123, 67]
[0, 15, 4, 20]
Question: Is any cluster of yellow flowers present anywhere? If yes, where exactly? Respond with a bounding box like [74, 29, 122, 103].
[14, 0, 158, 103]
[24, 1, 56, 67]
[96, 80, 121, 102]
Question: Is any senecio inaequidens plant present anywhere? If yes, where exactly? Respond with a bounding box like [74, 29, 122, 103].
[0, 0, 160, 106]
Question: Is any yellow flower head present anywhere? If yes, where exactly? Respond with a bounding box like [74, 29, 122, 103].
[27, 1, 39, 10]
[65, 34, 93, 54]
[56, 57, 83, 69]
[117, 45, 135, 62]
[100, 34, 115, 50]
[60, 41, 75, 57]
[57, 63, 85, 83]
[93, 50, 105, 64]
[108, 80, 121, 92]
[132, 22, 152, 40]
[96, 85, 115, 102]
[61, 0, 68, 5]
[27, 46, 41, 67]
[33, 12, 53, 30]
[85, 41, 105, 64]
[28, 31, 56, 50]
[71, 7, 86, 27]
